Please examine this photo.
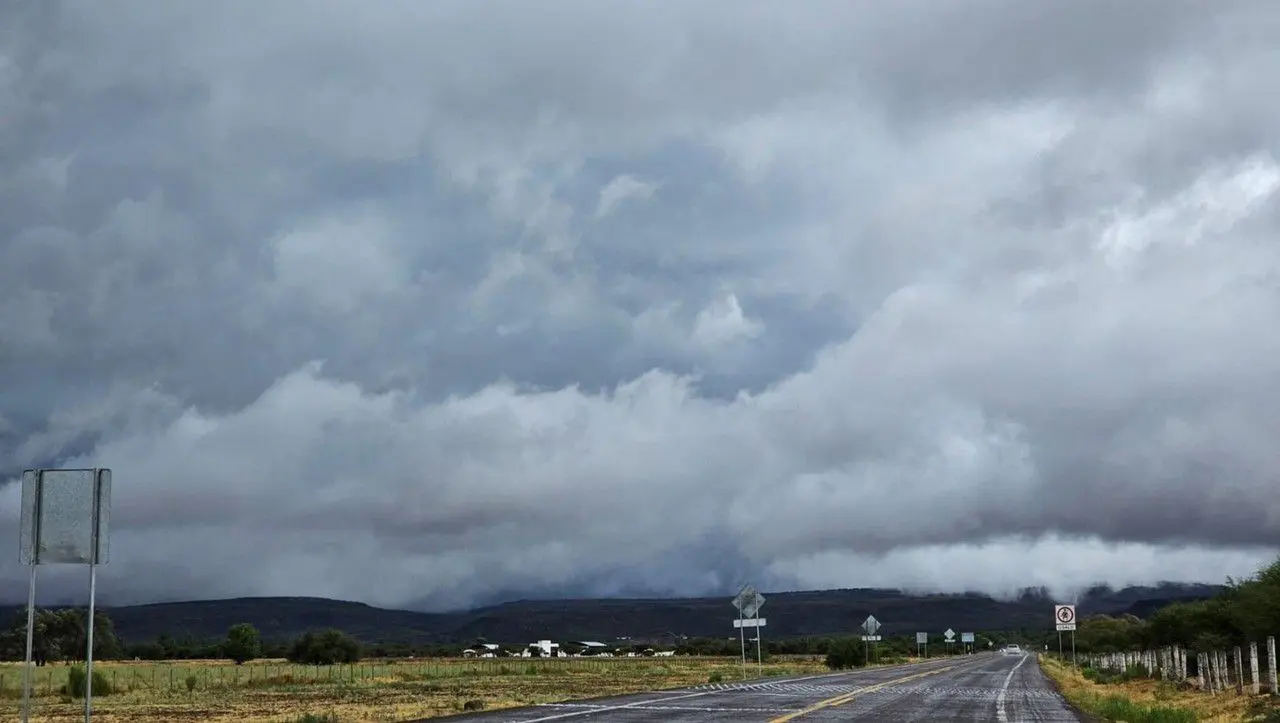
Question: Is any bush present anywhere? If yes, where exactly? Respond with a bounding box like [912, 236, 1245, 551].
[64, 665, 113, 698]
[1246, 698, 1280, 723]
[185, 674, 197, 692]
[708, 672, 724, 683]
[293, 715, 339, 723]
[1081, 664, 1152, 685]
[824, 638, 868, 670]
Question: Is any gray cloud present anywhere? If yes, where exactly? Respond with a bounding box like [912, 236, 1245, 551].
[1, 0, 1279, 611]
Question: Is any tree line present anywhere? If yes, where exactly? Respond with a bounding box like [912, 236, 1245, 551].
[0, 611, 377, 666]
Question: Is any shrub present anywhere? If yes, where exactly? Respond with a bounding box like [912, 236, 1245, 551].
[64, 665, 113, 698]
[824, 638, 868, 670]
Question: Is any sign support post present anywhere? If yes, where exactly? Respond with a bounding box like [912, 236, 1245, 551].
[737, 602, 746, 678]
[85, 563, 98, 720]
[21, 562, 36, 721]
[747, 627, 757, 675]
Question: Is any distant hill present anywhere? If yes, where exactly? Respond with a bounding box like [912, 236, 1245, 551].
[0, 583, 1221, 646]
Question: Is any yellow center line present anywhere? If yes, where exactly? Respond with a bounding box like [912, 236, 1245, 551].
[767, 661, 966, 722]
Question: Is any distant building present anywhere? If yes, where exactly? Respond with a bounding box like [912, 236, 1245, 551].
[521, 640, 561, 657]
[570, 641, 611, 657]
[462, 643, 501, 658]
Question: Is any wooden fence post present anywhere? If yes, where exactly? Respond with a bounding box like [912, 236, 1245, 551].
[1250, 642, 1260, 695]
[1235, 647, 1245, 694]
[1268, 636, 1277, 695]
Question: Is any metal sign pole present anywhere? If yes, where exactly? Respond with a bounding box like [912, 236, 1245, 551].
[20, 471, 43, 723]
[21, 563, 37, 723]
[755, 626, 763, 675]
[84, 472, 105, 723]
[85, 562, 97, 722]
[738, 607, 746, 679]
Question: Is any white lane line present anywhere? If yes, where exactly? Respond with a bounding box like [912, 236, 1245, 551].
[518, 659, 962, 722]
[536, 703, 788, 713]
[520, 690, 712, 722]
[995, 654, 1029, 723]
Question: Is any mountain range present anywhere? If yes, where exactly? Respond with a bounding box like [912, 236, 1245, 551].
[1, 583, 1221, 646]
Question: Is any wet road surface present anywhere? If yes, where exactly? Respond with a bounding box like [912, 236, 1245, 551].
[427, 653, 1083, 722]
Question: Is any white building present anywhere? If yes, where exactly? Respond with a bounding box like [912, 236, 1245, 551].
[522, 640, 561, 657]
[571, 641, 610, 656]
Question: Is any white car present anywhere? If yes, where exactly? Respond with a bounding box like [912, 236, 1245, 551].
[1001, 644, 1022, 656]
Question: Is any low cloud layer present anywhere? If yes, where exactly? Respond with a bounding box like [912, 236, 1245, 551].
[1, 0, 1278, 611]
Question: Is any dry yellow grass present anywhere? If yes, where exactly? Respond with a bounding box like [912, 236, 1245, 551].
[0, 655, 829, 722]
[1039, 655, 1272, 722]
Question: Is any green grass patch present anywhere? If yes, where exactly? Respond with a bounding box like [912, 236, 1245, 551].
[1080, 692, 1198, 722]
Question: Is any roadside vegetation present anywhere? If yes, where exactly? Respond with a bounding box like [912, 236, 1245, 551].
[1038, 555, 1280, 723]
[1042, 655, 1235, 723]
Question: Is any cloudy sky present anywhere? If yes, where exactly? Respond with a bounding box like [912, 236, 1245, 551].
[2, 0, 1279, 612]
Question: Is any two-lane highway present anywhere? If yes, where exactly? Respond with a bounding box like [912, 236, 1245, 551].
[429, 653, 1083, 722]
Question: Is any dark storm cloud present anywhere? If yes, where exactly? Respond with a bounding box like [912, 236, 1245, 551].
[1, 0, 1279, 610]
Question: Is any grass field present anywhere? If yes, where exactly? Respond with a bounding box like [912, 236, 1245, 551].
[0, 655, 830, 722]
[1039, 655, 1275, 722]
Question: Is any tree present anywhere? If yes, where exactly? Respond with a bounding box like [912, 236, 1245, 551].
[0, 608, 120, 664]
[1225, 557, 1280, 641]
[286, 629, 360, 665]
[225, 623, 262, 665]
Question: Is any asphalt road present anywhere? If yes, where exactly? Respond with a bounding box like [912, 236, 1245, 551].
[428, 653, 1084, 722]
